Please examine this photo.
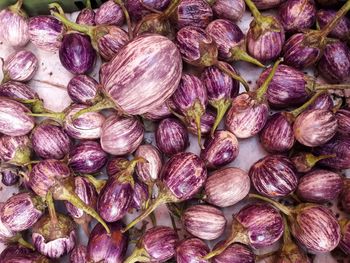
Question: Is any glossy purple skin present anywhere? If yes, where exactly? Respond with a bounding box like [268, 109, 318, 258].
[28, 16, 65, 52]
[0, 245, 49, 263]
[0, 135, 30, 165]
[339, 220, 350, 255]
[236, 202, 284, 249]
[0, 245, 36, 260]
[64, 104, 106, 140]
[188, 109, 216, 136]
[175, 0, 213, 29]
[296, 169, 343, 203]
[212, 0, 245, 22]
[143, 101, 172, 121]
[87, 222, 128, 263]
[68, 141, 107, 173]
[135, 144, 162, 183]
[28, 159, 71, 197]
[307, 92, 333, 110]
[318, 41, 350, 84]
[156, 118, 189, 156]
[204, 167, 250, 207]
[252, 0, 286, 9]
[59, 33, 96, 75]
[182, 204, 226, 240]
[106, 157, 129, 177]
[70, 244, 87, 263]
[132, 180, 149, 210]
[31, 121, 71, 160]
[0, 97, 35, 136]
[249, 155, 298, 197]
[225, 93, 269, 138]
[97, 26, 129, 61]
[283, 33, 321, 69]
[291, 205, 340, 253]
[278, 0, 316, 33]
[0, 81, 39, 101]
[176, 238, 210, 263]
[313, 134, 350, 170]
[100, 114, 144, 155]
[260, 113, 295, 153]
[3, 50, 38, 82]
[141, 226, 178, 262]
[200, 130, 239, 169]
[161, 152, 207, 201]
[336, 109, 350, 135]
[212, 242, 254, 263]
[126, 0, 171, 21]
[67, 75, 100, 106]
[95, 0, 124, 26]
[293, 109, 338, 147]
[257, 64, 309, 109]
[76, 8, 96, 26]
[317, 9, 350, 41]
[1, 167, 19, 186]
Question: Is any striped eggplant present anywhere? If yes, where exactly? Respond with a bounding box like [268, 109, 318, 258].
[126, 0, 171, 21]
[0, 203, 16, 243]
[188, 108, 216, 136]
[0, 135, 31, 166]
[317, 9, 350, 41]
[212, 242, 254, 263]
[95, 0, 124, 26]
[210, 0, 245, 22]
[106, 157, 129, 177]
[339, 219, 350, 255]
[67, 75, 101, 106]
[76, 0, 95, 26]
[135, 144, 162, 185]
[252, 0, 285, 9]
[176, 238, 210, 263]
[132, 180, 149, 210]
[70, 244, 87, 263]
[175, 0, 213, 29]
[0, 244, 49, 262]
[336, 108, 350, 135]
[143, 101, 172, 121]
[307, 92, 333, 110]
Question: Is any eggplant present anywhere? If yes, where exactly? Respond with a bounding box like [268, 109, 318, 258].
[67, 75, 101, 106]
[0, 135, 31, 166]
[210, 0, 245, 22]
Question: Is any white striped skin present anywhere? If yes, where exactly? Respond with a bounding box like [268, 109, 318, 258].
[176, 238, 210, 263]
[95, 0, 124, 26]
[339, 220, 350, 255]
[3, 50, 38, 82]
[0, 135, 30, 164]
[176, 0, 213, 29]
[212, 0, 245, 23]
[70, 244, 87, 263]
[212, 242, 254, 263]
[67, 75, 100, 106]
[135, 144, 162, 183]
[103, 35, 182, 115]
[0, 203, 16, 242]
[182, 204, 226, 240]
[97, 26, 129, 61]
[336, 109, 350, 135]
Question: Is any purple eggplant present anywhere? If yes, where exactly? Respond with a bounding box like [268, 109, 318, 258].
[279, 0, 316, 33]
[0, 203, 16, 243]
[307, 92, 334, 110]
[132, 180, 149, 210]
[188, 108, 216, 136]
[125, 226, 178, 263]
[70, 244, 87, 263]
[175, 0, 213, 29]
[68, 141, 107, 173]
[100, 114, 144, 155]
[182, 204, 226, 240]
[123, 152, 207, 232]
[204, 167, 250, 207]
[212, 242, 254, 263]
[1, 166, 19, 186]
[67, 75, 101, 105]
[143, 101, 172, 121]
[0, 244, 49, 262]
[336, 108, 350, 135]
[2, 50, 38, 83]
[296, 169, 343, 203]
[87, 222, 128, 263]
[210, 0, 245, 22]
[341, 179, 350, 213]
[317, 9, 350, 41]
[176, 238, 210, 263]
[106, 157, 130, 177]
[0, 135, 31, 166]
[95, 0, 124, 26]
[76, 0, 95, 26]
[31, 120, 71, 160]
[252, 0, 285, 9]
[339, 219, 350, 255]
[291, 152, 336, 173]
[135, 144, 162, 185]
[0, 0, 29, 48]
[126, 0, 171, 21]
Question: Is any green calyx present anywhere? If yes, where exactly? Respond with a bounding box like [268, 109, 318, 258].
[186, 99, 205, 149]
[8, 0, 27, 18]
[230, 47, 265, 67]
[11, 146, 31, 166]
[210, 98, 232, 136]
[289, 91, 326, 118]
[124, 247, 150, 263]
[72, 97, 115, 120]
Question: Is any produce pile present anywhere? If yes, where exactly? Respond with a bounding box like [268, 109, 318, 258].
[0, 0, 350, 262]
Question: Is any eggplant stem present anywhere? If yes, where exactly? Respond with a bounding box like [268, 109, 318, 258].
[187, 100, 205, 149]
[216, 61, 249, 91]
[305, 153, 336, 167]
[46, 191, 58, 225]
[84, 0, 92, 9]
[84, 174, 106, 193]
[244, 0, 262, 21]
[210, 99, 232, 137]
[315, 84, 350, 90]
[48, 2, 66, 17]
[163, 0, 181, 17]
[230, 47, 265, 67]
[282, 215, 292, 245]
[17, 236, 35, 250]
[124, 248, 150, 263]
[114, 0, 133, 40]
[28, 112, 65, 121]
[8, 0, 24, 14]
[248, 193, 292, 216]
[289, 91, 326, 118]
[72, 98, 115, 120]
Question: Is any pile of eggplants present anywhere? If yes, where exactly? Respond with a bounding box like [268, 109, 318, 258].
[0, 0, 350, 261]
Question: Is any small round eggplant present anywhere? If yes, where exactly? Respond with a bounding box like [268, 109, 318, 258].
[106, 157, 129, 177]
[182, 204, 226, 240]
[204, 167, 250, 207]
[70, 244, 87, 263]
[336, 108, 350, 135]
[67, 74, 101, 106]
[68, 141, 107, 174]
[211, 0, 245, 22]
[135, 144, 162, 185]
[0, 135, 31, 166]
[200, 130, 239, 169]
[155, 117, 189, 156]
[252, 0, 285, 9]
[175, 0, 213, 29]
[126, 0, 171, 21]
[176, 238, 210, 263]
[317, 9, 350, 41]
[100, 114, 144, 156]
[76, 0, 95, 26]
[95, 0, 124, 26]
[1, 166, 19, 186]
[291, 152, 336, 173]
[296, 169, 343, 203]
[249, 155, 298, 197]
[341, 179, 350, 213]
[212, 242, 254, 263]
[125, 226, 178, 263]
[87, 222, 128, 263]
[31, 120, 71, 160]
[339, 219, 350, 255]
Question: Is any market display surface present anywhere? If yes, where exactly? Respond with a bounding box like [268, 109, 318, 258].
[0, 0, 349, 262]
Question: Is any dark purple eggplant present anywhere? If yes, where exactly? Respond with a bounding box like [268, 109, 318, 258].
[317, 9, 350, 41]
[67, 75, 101, 105]
[0, 135, 31, 166]
[1, 166, 19, 186]
[341, 179, 350, 213]
[106, 157, 130, 177]
[156, 117, 189, 155]
[70, 244, 87, 263]
[0, 244, 49, 263]
[175, 0, 213, 29]
[339, 218, 350, 255]
[336, 108, 350, 134]
[210, 0, 245, 22]
[123, 152, 207, 232]
[135, 144, 162, 185]
[212, 242, 254, 263]
[126, 0, 171, 21]
[291, 152, 336, 173]
[124, 226, 178, 263]
[76, 0, 95, 26]
[95, 0, 124, 26]
[252, 0, 285, 9]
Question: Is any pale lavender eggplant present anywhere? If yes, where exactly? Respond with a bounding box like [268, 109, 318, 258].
[68, 141, 107, 173]
[317, 9, 350, 41]
[0, 135, 31, 166]
[87, 222, 128, 263]
[106, 157, 129, 177]
[212, 242, 254, 263]
[336, 108, 350, 135]
[70, 244, 87, 263]
[296, 169, 343, 203]
[307, 92, 333, 110]
[1, 192, 45, 232]
[1, 166, 19, 186]
[176, 238, 210, 263]
[339, 219, 350, 255]
[101, 114, 144, 155]
[188, 109, 216, 136]
[31, 121, 71, 160]
[126, 0, 171, 21]
[67, 75, 100, 106]
[182, 204, 226, 240]
[132, 180, 149, 210]
[59, 33, 96, 75]
[32, 213, 76, 258]
[0, 0, 29, 48]
[143, 101, 172, 121]
[200, 130, 239, 169]
[156, 118, 189, 156]
[279, 0, 316, 33]
[293, 109, 338, 147]
[249, 155, 298, 197]
[260, 113, 295, 153]
[252, 0, 285, 9]
[64, 104, 106, 140]
[318, 41, 350, 84]
[95, 0, 124, 26]
[76, 8, 95, 26]
[135, 144, 162, 184]
[211, 0, 245, 22]
[175, 0, 213, 29]
[0, 203, 16, 243]
[2, 50, 38, 83]
[204, 167, 250, 207]
[28, 16, 66, 52]
[97, 26, 129, 61]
